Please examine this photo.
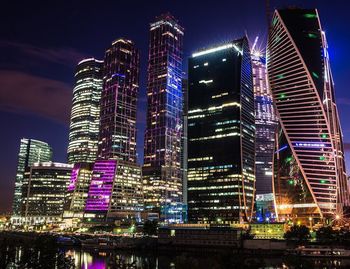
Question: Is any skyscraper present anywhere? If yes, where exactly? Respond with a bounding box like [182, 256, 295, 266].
[143, 14, 184, 220]
[98, 39, 139, 163]
[67, 58, 103, 164]
[187, 37, 255, 224]
[267, 8, 349, 223]
[65, 58, 103, 218]
[12, 138, 52, 216]
[21, 162, 72, 225]
[251, 44, 278, 220]
[84, 39, 143, 222]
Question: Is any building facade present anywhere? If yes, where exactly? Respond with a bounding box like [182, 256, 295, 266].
[267, 8, 349, 224]
[84, 39, 143, 222]
[251, 46, 278, 221]
[21, 162, 72, 225]
[64, 163, 94, 216]
[67, 58, 103, 164]
[187, 37, 255, 224]
[84, 160, 143, 222]
[143, 14, 184, 220]
[12, 138, 52, 216]
[98, 39, 139, 163]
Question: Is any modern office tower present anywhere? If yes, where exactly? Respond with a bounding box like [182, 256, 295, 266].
[64, 163, 93, 215]
[181, 77, 188, 210]
[12, 138, 52, 216]
[84, 39, 143, 222]
[143, 14, 184, 221]
[267, 8, 349, 224]
[187, 37, 255, 224]
[251, 45, 278, 221]
[21, 162, 72, 225]
[84, 160, 143, 221]
[67, 58, 103, 164]
[98, 39, 139, 163]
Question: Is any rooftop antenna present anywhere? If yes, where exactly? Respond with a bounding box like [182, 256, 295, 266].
[252, 36, 259, 53]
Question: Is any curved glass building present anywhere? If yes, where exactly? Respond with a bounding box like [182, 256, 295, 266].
[267, 8, 349, 224]
[67, 58, 103, 164]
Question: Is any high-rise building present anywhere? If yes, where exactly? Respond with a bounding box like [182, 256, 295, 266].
[84, 39, 143, 222]
[67, 58, 103, 164]
[187, 37, 255, 224]
[143, 14, 184, 220]
[181, 77, 188, 212]
[98, 39, 139, 163]
[267, 8, 349, 223]
[251, 45, 278, 221]
[12, 138, 52, 216]
[21, 162, 72, 225]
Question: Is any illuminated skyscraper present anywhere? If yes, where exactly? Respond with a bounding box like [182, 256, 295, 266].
[84, 39, 143, 222]
[12, 138, 52, 216]
[21, 162, 72, 225]
[267, 8, 349, 223]
[98, 39, 139, 163]
[251, 44, 278, 220]
[143, 14, 184, 220]
[67, 58, 103, 164]
[187, 37, 255, 224]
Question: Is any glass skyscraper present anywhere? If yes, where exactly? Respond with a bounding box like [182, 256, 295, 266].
[251, 47, 278, 221]
[268, 8, 349, 224]
[85, 38, 143, 222]
[67, 58, 103, 164]
[187, 37, 255, 224]
[12, 138, 52, 216]
[143, 14, 184, 221]
[65, 58, 103, 217]
[21, 162, 72, 225]
[98, 39, 139, 162]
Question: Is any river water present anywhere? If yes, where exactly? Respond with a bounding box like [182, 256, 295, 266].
[64, 248, 350, 269]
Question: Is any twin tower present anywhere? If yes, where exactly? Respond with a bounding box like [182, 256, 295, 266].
[65, 14, 184, 222]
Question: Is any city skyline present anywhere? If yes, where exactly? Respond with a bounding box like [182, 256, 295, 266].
[1, 0, 350, 214]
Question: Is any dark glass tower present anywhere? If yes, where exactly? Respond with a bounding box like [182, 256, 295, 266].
[12, 138, 52, 216]
[98, 39, 139, 163]
[187, 37, 255, 224]
[67, 58, 103, 164]
[143, 14, 184, 220]
[268, 8, 349, 224]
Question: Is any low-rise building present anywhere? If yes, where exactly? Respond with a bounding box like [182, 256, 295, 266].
[250, 222, 286, 239]
[158, 224, 241, 247]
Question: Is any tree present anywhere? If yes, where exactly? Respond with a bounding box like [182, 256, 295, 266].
[143, 220, 158, 235]
[316, 226, 339, 242]
[284, 225, 310, 241]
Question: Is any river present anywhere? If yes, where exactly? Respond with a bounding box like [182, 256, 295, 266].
[63, 248, 350, 268]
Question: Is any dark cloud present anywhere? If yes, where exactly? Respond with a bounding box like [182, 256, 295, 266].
[0, 40, 88, 67]
[0, 70, 71, 124]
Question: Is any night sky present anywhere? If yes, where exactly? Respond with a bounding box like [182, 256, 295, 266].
[1, 0, 350, 213]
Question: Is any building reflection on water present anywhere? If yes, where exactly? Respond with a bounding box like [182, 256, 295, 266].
[63, 248, 350, 269]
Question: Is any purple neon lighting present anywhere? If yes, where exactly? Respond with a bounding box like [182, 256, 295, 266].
[67, 164, 80, 192]
[85, 160, 117, 212]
